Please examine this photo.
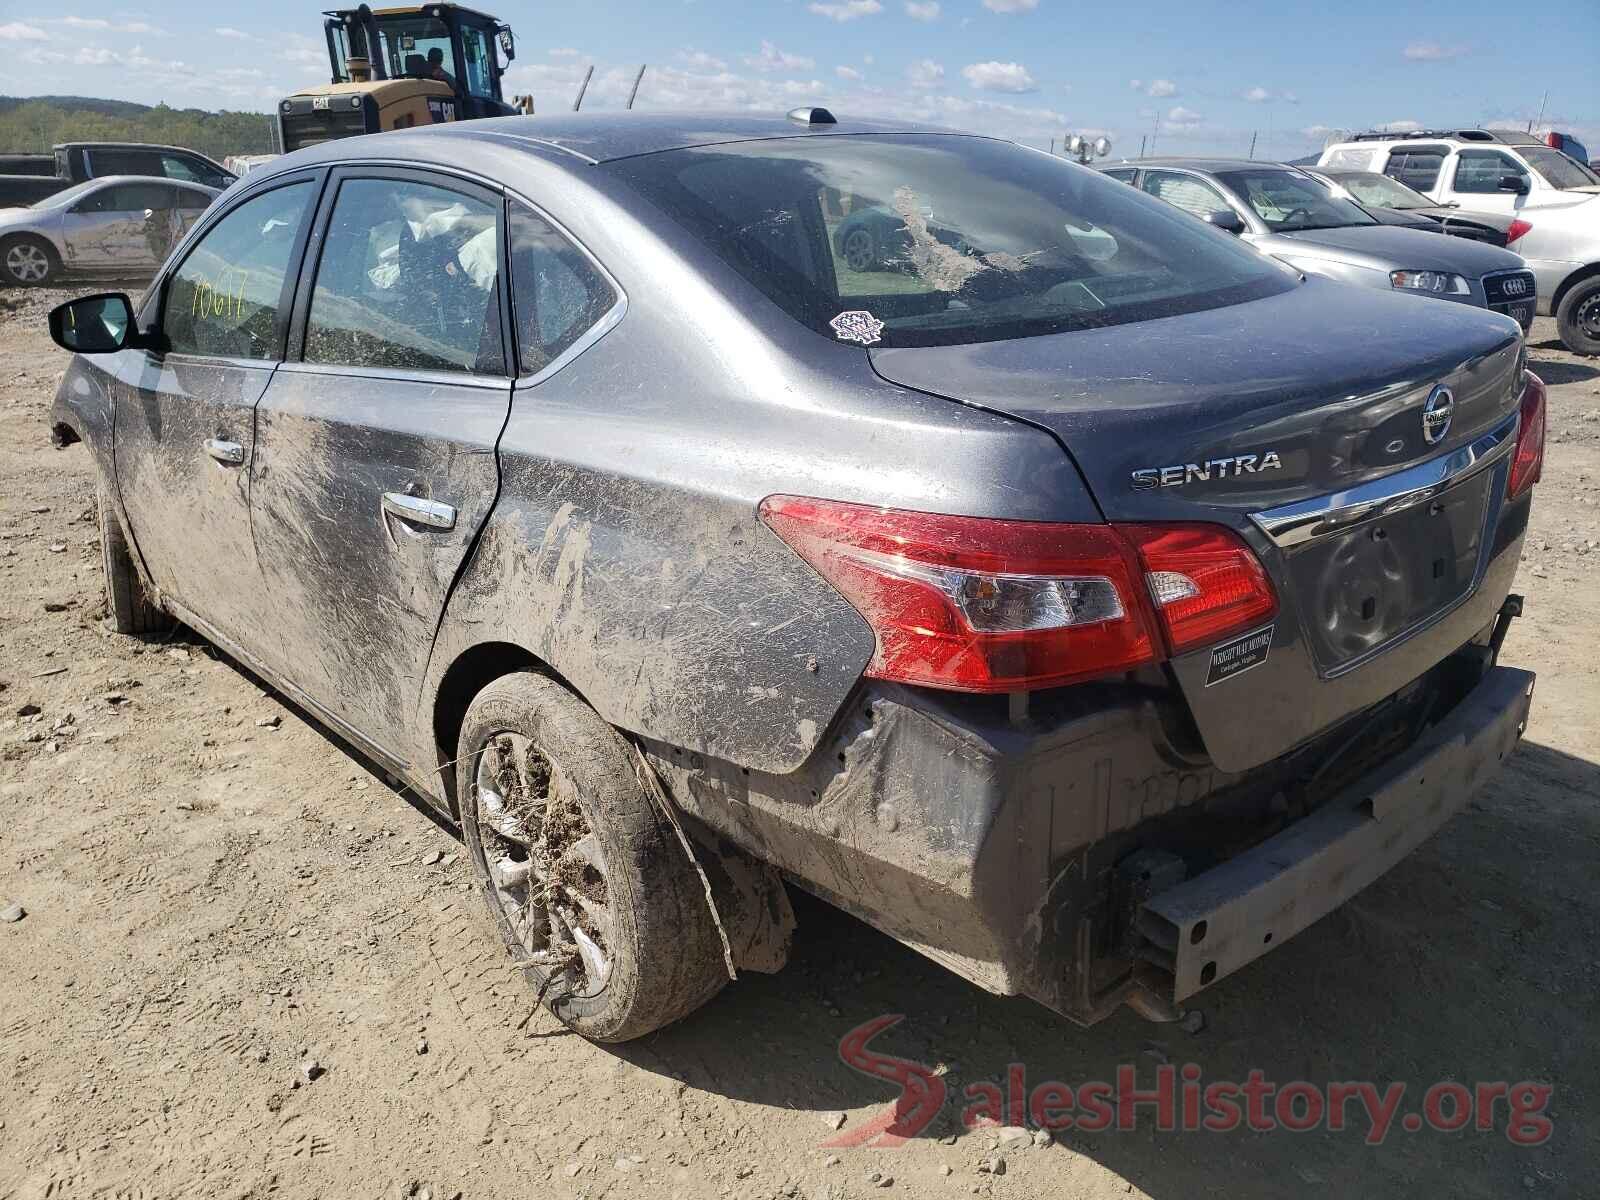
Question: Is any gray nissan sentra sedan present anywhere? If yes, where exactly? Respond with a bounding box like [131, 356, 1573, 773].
[47, 110, 1545, 1042]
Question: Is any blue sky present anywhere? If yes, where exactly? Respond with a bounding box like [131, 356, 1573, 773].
[2, 0, 1596, 157]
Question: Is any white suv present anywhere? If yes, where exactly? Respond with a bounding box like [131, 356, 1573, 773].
[1318, 129, 1600, 354]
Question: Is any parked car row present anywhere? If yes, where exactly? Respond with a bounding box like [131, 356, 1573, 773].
[46, 111, 1544, 1042]
[1318, 128, 1600, 354]
[1100, 158, 1538, 332]
[0, 141, 234, 208]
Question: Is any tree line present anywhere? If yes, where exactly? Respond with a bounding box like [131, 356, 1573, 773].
[0, 97, 276, 161]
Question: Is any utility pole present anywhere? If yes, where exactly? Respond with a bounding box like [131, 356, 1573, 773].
[572, 65, 594, 112]
[1048, 136, 1055, 155]
[1150, 111, 1160, 157]
[1531, 91, 1547, 133]
[626, 64, 647, 109]
[1138, 134, 1146, 158]
[1248, 130, 1257, 160]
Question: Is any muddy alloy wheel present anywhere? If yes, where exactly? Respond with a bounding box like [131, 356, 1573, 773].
[2, 237, 55, 286]
[456, 671, 729, 1042]
[843, 227, 876, 272]
[473, 730, 617, 997]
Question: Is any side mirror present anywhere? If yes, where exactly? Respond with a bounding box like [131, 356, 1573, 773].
[497, 27, 515, 63]
[1206, 209, 1246, 235]
[1498, 174, 1530, 195]
[49, 293, 137, 354]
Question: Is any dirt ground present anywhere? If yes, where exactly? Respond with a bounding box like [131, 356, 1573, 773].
[1, 283, 1597, 1200]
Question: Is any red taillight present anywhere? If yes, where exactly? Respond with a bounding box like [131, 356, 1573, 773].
[759, 497, 1277, 692]
[1506, 218, 1532, 245]
[1121, 523, 1280, 654]
[1509, 371, 1546, 499]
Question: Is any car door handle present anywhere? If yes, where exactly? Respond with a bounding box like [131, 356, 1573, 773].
[204, 438, 245, 465]
[381, 492, 456, 531]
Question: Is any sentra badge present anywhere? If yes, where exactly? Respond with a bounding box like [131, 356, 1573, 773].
[1131, 451, 1283, 491]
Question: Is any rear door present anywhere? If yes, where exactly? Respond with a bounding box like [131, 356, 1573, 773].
[59, 184, 141, 268]
[112, 173, 322, 665]
[1382, 144, 1451, 199]
[248, 167, 512, 762]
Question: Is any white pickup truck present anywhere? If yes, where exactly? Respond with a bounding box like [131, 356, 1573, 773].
[1318, 128, 1600, 354]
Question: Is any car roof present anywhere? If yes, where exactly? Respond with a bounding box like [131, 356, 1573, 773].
[1105, 157, 1302, 174]
[80, 175, 220, 193]
[284, 110, 971, 169]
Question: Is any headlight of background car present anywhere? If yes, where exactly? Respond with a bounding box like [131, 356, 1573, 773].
[1390, 270, 1470, 295]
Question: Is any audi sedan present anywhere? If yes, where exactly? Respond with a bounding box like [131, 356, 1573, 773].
[48, 111, 1543, 1041]
[0, 175, 218, 287]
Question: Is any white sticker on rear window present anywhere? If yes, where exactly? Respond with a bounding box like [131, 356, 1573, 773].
[830, 310, 884, 345]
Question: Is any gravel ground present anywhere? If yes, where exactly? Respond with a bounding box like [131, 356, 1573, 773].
[1, 284, 1598, 1200]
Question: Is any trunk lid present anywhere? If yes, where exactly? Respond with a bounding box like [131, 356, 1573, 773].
[868, 277, 1527, 770]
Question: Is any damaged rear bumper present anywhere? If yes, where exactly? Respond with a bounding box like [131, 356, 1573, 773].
[1137, 664, 1535, 1003]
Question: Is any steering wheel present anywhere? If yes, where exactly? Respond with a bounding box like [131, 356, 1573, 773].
[1281, 207, 1315, 226]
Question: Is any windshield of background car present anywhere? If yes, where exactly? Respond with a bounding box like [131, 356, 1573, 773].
[1519, 146, 1600, 190]
[1216, 169, 1377, 232]
[606, 136, 1295, 348]
[1334, 172, 1431, 210]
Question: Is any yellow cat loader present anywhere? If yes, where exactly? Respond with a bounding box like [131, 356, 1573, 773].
[278, 3, 523, 152]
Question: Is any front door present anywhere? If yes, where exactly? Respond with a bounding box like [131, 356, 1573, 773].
[59, 183, 142, 270]
[112, 174, 321, 667]
[1444, 149, 1534, 215]
[249, 168, 511, 762]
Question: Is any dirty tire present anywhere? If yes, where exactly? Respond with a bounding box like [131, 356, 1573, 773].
[456, 671, 728, 1042]
[99, 489, 170, 635]
[1555, 275, 1600, 357]
[1, 235, 58, 287]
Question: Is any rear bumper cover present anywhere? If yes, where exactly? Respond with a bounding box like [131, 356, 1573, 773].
[1139, 664, 1535, 1002]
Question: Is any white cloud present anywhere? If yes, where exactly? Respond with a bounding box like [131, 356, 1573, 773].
[905, 0, 941, 18]
[962, 60, 1036, 92]
[548, 47, 583, 58]
[808, 0, 883, 20]
[73, 46, 116, 65]
[1403, 41, 1467, 61]
[1282, 91, 1298, 103]
[59, 15, 161, 34]
[835, 64, 863, 80]
[1302, 124, 1345, 140]
[981, 0, 1038, 11]
[906, 58, 944, 88]
[0, 21, 48, 40]
[215, 27, 250, 40]
[1243, 86, 1271, 103]
[745, 40, 816, 71]
[677, 48, 726, 70]
[1376, 118, 1423, 132]
[1166, 105, 1203, 127]
[1145, 78, 1177, 98]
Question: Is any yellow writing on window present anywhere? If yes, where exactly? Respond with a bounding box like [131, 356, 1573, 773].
[190, 267, 250, 323]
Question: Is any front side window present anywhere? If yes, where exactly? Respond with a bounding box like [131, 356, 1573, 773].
[1102, 168, 1137, 184]
[161, 153, 232, 190]
[509, 202, 616, 375]
[162, 180, 315, 360]
[1215, 169, 1376, 232]
[1140, 171, 1234, 221]
[1453, 150, 1530, 195]
[304, 177, 502, 374]
[607, 136, 1294, 349]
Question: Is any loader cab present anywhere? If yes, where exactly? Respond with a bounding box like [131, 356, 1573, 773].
[280, 3, 517, 152]
[324, 4, 516, 119]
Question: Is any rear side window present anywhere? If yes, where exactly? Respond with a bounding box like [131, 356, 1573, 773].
[509, 202, 617, 375]
[303, 177, 503, 375]
[1383, 146, 1448, 191]
[607, 135, 1293, 349]
[1140, 171, 1233, 220]
[90, 149, 161, 177]
[163, 181, 315, 360]
[1452, 150, 1529, 194]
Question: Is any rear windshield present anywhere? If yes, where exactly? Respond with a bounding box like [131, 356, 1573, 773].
[606, 135, 1295, 348]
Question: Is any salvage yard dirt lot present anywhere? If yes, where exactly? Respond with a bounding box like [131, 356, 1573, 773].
[1, 286, 1598, 1200]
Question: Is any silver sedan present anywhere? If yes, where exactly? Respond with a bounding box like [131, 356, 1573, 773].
[0, 175, 219, 287]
